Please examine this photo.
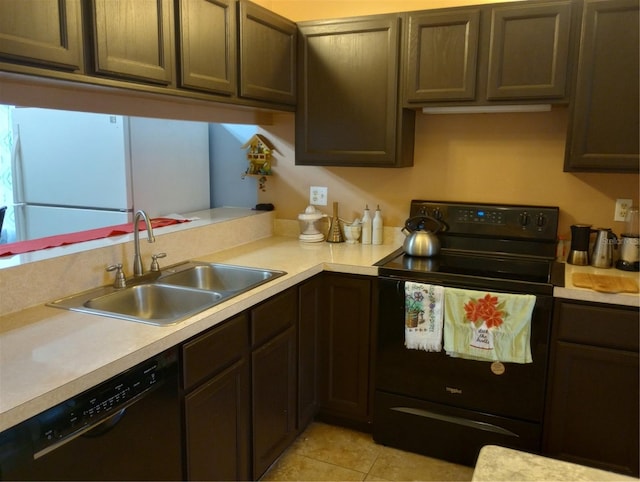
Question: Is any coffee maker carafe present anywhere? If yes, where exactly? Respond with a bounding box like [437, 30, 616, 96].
[567, 224, 593, 266]
[616, 206, 639, 271]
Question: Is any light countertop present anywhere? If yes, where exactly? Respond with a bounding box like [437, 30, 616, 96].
[0, 235, 398, 432]
[472, 445, 637, 481]
[555, 262, 640, 307]
[1, 234, 638, 433]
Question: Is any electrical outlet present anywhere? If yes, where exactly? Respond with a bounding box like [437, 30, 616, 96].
[310, 186, 328, 206]
[615, 198, 633, 221]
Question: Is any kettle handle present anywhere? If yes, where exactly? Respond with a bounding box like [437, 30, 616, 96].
[404, 215, 443, 234]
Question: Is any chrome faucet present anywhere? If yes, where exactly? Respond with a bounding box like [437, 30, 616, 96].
[133, 210, 155, 276]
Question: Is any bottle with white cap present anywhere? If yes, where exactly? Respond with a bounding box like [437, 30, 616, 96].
[361, 205, 372, 244]
[372, 205, 383, 245]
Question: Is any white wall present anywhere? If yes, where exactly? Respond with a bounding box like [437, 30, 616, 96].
[210, 124, 258, 209]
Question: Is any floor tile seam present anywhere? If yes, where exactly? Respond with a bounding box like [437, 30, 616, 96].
[294, 452, 370, 479]
[295, 447, 382, 476]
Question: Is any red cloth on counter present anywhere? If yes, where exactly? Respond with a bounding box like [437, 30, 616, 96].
[0, 218, 189, 257]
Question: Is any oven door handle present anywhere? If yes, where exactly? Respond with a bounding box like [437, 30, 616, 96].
[394, 279, 403, 295]
[391, 407, 519, 437]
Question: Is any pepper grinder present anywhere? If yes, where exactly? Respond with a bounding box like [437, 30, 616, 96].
[327, 201, 344, 243]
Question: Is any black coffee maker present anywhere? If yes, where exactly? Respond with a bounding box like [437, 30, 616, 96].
[567, 224, 592, 265]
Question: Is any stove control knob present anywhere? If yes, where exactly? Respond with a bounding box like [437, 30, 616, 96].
[519, 212, 531, 227]
[536, 213, 546, 228]
[432, 208, 443, 220]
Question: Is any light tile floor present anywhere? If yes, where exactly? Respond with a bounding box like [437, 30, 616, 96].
[261, 422, 475, 481]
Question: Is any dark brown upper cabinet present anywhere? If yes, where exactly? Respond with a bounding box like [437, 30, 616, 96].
[177, 0, 237, 96]
[486, 1, 572, 100]
[296, 15, 415, 167]
[239, 0, 297, 105]
[0, 0, 84, 71]
[404, 8, 480, 102]
[89, 0, 175, 85]
[404, 0, 574, 105]
[564, 0, 639, 172]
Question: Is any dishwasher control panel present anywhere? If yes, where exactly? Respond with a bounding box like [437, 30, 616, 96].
[11, 348, 177, 457]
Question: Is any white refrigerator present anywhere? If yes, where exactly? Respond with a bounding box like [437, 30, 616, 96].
[11, 108, 210, 241]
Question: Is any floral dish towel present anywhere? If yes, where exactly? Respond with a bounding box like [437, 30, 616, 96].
[443, 287, 536, 363]
[405, 281, 445, 352]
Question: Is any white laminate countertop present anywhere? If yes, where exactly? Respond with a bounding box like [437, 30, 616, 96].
[472, 445, 637, 481]
[0, 235, 399, 432]
[555, 263, 640, 308]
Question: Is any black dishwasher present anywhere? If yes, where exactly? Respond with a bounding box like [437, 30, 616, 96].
[0, 347, 182, 481]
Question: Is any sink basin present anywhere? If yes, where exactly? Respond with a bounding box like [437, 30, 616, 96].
[48, 262, 286, 326]
[83, 284, 223, 325]
[50, 283, 223, 326]
[158, 262, 286, 292]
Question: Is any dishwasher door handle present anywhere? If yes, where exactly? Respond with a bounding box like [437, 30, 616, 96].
[34, 407, 128, 460]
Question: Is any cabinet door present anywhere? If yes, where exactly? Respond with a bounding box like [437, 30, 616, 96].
[182, 313, 250, 481]
[239, 0, 296, 105]
[318, 274, 372, 426]
[184, 359, 250, 481]
[0, 0, 83, 71]
[296, 15, 414, 167]
[486, 1, 572, 100]
[252, 326, 297, 480]
[544, 342, 639, 476]
[564, 0, 639, 172]
[298, 275, 322, 430]
[404, 9, 480, 102]
[177, 0, 236, 95]
[90, 0, 174, 85]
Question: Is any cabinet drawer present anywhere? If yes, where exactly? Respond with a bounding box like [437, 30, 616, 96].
[251, 288, 297, 347]
[183, 313, 249, 390]
[554, 300, 639, 351]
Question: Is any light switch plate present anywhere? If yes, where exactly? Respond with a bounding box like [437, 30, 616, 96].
[310, 186, 328, 206]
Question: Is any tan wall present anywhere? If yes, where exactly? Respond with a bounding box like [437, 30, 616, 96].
[255, 0, 523, 21]
[254, 0, 640, 238]
[1, 0, 637, 242]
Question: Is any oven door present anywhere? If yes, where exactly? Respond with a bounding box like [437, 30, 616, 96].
[376, 277, 552, 421]
[374, 277, 552, 464]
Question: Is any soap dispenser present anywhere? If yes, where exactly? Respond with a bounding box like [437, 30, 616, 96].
[361, 205, 372, 245]
[372, 205, 383, 245]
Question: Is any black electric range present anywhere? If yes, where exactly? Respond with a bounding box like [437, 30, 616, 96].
[373, 200, 561, 467]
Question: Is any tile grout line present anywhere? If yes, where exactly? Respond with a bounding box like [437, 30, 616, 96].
[297, 453, 369, 480]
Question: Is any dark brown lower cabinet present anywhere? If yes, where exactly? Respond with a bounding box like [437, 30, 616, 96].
[182, 313, 251, 481]
[180, 276, 376, 480]
[184, 360, 250, 480]
[317, 273, 376, 430]
[251, 289, 298, 480]
[544, 299, 639, 477]
[298, 275, 323, 430]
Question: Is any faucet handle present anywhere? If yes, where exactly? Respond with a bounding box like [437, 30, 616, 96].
[106, 264, 126, 289]
[150, 253, 167, 272]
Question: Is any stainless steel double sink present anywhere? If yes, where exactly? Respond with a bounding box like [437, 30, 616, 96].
[48, 262, 286, 326]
